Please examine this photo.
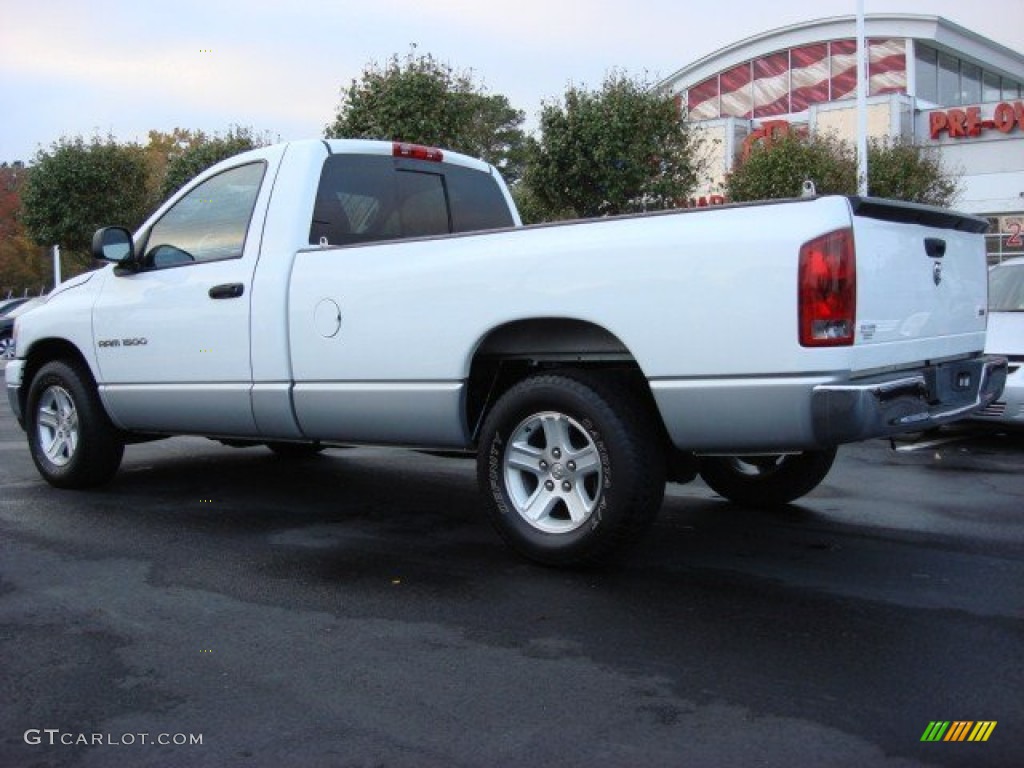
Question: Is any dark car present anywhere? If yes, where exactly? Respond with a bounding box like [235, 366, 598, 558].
[0, 298, 45, 360]
[0, 297, 33, 316]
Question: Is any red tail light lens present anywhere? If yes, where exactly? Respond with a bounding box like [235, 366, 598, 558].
[393, 142, 444, 162]
[799, 228, 856, 347]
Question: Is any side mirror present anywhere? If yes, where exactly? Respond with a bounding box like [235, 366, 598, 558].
[91, 227, 136, 264]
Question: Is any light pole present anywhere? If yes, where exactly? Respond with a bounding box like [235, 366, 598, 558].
[52, 245, 61, 290]
[856, 0, 869, 196]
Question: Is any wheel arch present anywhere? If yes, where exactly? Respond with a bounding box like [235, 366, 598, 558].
[465, 318, 659, 439]
[19, 338, 99, 421]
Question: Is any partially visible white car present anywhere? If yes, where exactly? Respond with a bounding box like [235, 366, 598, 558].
[973, 257, 1024, 427]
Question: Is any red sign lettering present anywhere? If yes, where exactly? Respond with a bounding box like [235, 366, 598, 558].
[965, 106, 982, 136]
[740, 120, 810, 160]
[993, 102, 1016, 132]
[930, 101, 1024, 139]
[947, 108, 967, 137]
[1008, 221, 1023, 248]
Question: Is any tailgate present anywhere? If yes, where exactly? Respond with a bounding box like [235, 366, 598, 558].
[848, 197, 989, 371]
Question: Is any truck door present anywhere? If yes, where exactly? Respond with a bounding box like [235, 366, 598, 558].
[92, 161, 267, 436]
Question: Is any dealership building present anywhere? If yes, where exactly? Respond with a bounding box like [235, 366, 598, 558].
[660, 14, 1024, 262]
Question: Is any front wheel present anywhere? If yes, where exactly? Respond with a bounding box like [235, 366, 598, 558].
[698, 448, 837, 507]
[26, 360, 125, 488]
[477, 372, 665, 566]
[0, 333, 14, 360]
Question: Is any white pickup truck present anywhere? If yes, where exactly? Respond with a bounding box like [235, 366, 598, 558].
[5, 139, 1006, 565]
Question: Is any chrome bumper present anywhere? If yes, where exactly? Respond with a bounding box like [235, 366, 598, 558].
[811, 355, 1007, 444]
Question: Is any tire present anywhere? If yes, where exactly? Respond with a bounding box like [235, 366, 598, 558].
[698, 448, 837, 507]
[26, 360, 125, 488]
[265, 441, 325, 457]
[477, 372, 665, 566]
[0, 333, 14, 360]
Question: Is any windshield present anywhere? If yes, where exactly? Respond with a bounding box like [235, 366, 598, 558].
[989, 263, 1024, 312]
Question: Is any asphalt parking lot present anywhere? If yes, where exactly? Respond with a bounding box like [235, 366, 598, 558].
[1, 378, 1022, 767]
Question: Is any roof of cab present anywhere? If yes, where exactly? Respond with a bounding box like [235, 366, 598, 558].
[320, 138, 495, 174]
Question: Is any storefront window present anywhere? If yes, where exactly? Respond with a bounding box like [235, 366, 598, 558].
[868, 38, 906, 95]
[938, 52, 960, 105]
[960, 62, 982, 104]
[687, 77, 721, 120]
[1005, 81, 1023, 100]
[983, 71, 1002, 102]
[986, 216, 1024, 266]
[915, 43, 938, 103]
[720, 62, 753, 118]
[830, 39, 858, 100]
[791, 44, 829, 111]
[753, 52, 791, 117]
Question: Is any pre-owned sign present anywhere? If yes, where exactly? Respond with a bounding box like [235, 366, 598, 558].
[929, 101, 1024, 139]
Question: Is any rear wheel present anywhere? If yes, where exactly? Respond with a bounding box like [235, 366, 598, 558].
[26, 360, 124, 488]
[698, 448, 837, 507]
[477, 372, 665, 566]
[0, 333, 14, 360]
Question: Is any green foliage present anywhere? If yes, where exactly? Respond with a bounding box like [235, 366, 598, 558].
[160, 126, 271, 199]
[20, 135, 152, 268]
[726, 132, 960, 207]
[17, 128, 273, 275]
[143, 128, 206, 199]
[326, 47, 527, 181]
[0, 164, 52, 294]
[522, 71, 704, 221]
[510, 182, 573, 225]
[726, 132, 857, 202]
[867, 137, 959, 207]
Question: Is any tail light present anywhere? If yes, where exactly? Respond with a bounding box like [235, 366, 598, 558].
[799, 228, 856, 346]
[393, 142, 443, 162]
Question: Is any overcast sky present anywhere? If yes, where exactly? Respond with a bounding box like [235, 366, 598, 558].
[1, 0, 1021, 162]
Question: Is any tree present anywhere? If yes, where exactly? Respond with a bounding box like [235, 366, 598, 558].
[20, 135, 151, 270]
[326, 48, 527, 181]
[725, 131, 857, 202]
[867, 137, 959, 207]
[143, 128, 206, 199]
[0, 163, 50, 295]
[521, 71, 705, 221]
[726, 131, 960, 207]
[160, 126, 272, 199]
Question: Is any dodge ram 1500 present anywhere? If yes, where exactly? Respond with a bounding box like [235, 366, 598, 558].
[5, 139, 1006, 565]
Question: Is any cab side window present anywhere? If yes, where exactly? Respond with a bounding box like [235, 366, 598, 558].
[394, 170, 449, 237]
[312, 156, 452, 245]
[445, 164, 514, 232]
[143, 162, 266, 269]
[309, 154, 513, 247]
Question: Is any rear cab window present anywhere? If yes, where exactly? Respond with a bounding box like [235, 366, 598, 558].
[309, 154, 513, 247]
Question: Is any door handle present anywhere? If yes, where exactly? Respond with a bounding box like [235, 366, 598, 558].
[209, 283, 244, 299]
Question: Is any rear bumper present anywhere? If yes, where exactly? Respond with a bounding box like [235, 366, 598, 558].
[811, 355, 1007, 444]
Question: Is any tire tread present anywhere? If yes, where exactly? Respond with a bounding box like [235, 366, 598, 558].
[26, 359, 124, 488]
